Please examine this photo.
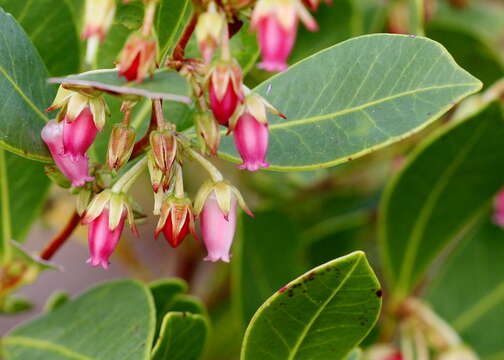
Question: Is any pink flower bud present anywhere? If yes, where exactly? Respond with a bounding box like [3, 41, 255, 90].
[209, 78, 240, 126]
[233, 113, 269, 171]
[86, 207, 126, 269]
[63, 107, 99, 159]
[200, 193, 237, 262]
[256, 15, 297, 72]
[493, 188, 504, 228]
[118, 33, 157, 82]
[41, 120, 94, 187]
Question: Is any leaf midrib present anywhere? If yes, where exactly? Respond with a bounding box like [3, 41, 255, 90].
[0, 64, 48, 123]
[3, 336, 95, 360]
[269, 82, 478, 130]
[0, 149, 12, 261]
[286, 256, 361, 360]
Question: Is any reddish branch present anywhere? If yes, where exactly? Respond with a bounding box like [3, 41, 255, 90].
[130, 101, 158, 159]
[40, 211, 81, 261]
[171, 13, 198, 61]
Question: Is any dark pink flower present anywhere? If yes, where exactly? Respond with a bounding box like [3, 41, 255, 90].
[41, 120, 94, 187]
[63, 107, 99, 159]
[200, 193, 237, 262]
[233, 113, 269, 171]
[209, 80, 240, 126]
[85, 207, 126, 269]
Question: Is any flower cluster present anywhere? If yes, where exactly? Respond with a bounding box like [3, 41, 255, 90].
[41, 0, 321, 269]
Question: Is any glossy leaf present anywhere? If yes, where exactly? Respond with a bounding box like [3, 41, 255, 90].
[151, 312, 208, 360]
[241, 251, 381, 360]
[426, 218, 504, 358]
[2, 280, 155, 360]
[49, 69, 191, 103]
[0, 150, 50, 261]
[379, 103, 504, 303]
[232, 209, 304, 327]
[218, 34, 481, 171]
[0, 8, 53, 161]
[0, 0, 80, 76]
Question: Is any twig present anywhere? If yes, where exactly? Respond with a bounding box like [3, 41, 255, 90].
[171, 13, 198, 61]
[40, 211, 81, 261]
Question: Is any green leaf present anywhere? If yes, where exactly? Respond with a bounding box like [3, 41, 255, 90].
[0, 150, 50, 262]
[0, 0, 80, 76]
[170, 294, 205, 315]
[241, 251, 382, 360]
[49, 69, 191, 103]
[149, 278, 187, 338]
[379, 102, 504, 304]
[151, 312, 208, 360]
[3, 280, 155, 360]
[156, 0, 192, 62]
[218, 34, 482, 171]
[44, 291, 70, 312]
[426, 218, 504, 359]
[232, 210, 304, 328]
[0, 8, 54, 162]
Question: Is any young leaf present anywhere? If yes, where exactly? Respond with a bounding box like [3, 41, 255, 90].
[241, 251, 382, 360]
[0, 0, 80, 76]
[426, 218, 504, 358]
[379, 102, 504, 304]
[0, 150, 50, 262]
[49, 69, 191, 103]
[151, 312, 208, 360]
[232, 210, 304, 328]
[2, 280, 155, 360]
[149, 278, 187, 338]
[0, 8, 53, 162]
[218, 34, 482, 171]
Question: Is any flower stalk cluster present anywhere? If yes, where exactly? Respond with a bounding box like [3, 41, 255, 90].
[40, 0, 320, 268]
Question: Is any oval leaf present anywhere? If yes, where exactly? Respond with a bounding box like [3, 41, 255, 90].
[219, 34, 481, 171]
[241, 251, 382, 360]
[49, 68, 191, 103]
[2, 280, 155, 360]
[379, 102, 504, 303]
[0, 8, 53, 161]
[151, 312, 208, 360]
[0, 0, 80, 76]
[426, 218, 504, 358]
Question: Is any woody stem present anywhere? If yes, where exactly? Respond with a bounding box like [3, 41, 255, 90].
[40, 211, 81, 261]
[171, 12, 198, 61]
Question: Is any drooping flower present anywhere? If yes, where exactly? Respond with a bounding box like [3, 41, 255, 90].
[493, 187, 504, 228]
[195, 2, 226, 63]
[208, 60, 244, 126]
[81, 0, 116, 41]
[82, 190, 138, 269]
[63, 107, 99, 159]
[155, 196, 197, 248]
[41, 120, 94, 187]
[118, 33, 157, 82]
[251, 0, 317, 72]
[194, 181, 252, 262]
[229, 92, 285, 171]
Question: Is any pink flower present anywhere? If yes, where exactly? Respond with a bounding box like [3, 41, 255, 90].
[233, 113, 269, 171]
[493, 188, 504, 228]
[251, 0, 317, 72]
[155, 196, 197, 248]
[209, 80, 240, 126]
[256, 15, 297, 72]
[118, 33, 157, 82]
[41, 120, 94, 187]
[200, 193, 237, 262]
[63, 107, 99, 159]
[208, 60, 243, 126]
[85, 207, 126, 269]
